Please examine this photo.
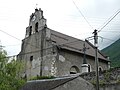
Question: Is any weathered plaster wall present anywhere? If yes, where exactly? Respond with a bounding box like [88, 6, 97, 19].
[56, 49, 108, 76]
[19, 28, 108, 79]
[87, 56, 108, 71]
[56, 49, 83, 76]
[19, 29, 56, 79]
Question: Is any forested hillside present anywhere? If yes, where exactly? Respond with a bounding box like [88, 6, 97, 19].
[102, 38, 120, 67]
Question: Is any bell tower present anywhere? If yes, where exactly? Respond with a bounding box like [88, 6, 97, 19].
[25, 8, 47, 38]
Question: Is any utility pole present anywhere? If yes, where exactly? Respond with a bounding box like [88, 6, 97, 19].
[93, 29, 99, 90]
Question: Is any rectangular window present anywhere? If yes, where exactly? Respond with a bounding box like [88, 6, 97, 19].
[29, 26, 32, 36]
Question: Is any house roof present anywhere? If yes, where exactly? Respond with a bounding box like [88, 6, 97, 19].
[48, 28, 109, 62]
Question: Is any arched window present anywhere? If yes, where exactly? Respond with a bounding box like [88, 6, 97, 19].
[70, 66, 80, 74]
[30, 56, 33, 62]
[35, 22, 38, 32]
[29, 26, 32, 36]
[99, 66, 103, 72]
[99, 66, 103, 76]
[88, 64, 91, 72]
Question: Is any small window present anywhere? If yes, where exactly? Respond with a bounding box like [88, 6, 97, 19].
[30, 56, 33, 62]
[29, 26, 32, 36]
[99, 66, 103, 72]
[35, 22, 38, 32]
[88, 64, 91, 72]
[70, 66, 80, 74]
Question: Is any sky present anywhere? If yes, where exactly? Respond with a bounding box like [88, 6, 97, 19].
[0, 0, 120, 56]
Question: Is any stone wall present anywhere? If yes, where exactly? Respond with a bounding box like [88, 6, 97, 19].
[80, 67, 120, 86]
[21, 75, 95, 90]
[56, 49, 108, 76]
[99, 83, 120, 90]
[21, 67, 120, 90]
[53, 75, 95, 90]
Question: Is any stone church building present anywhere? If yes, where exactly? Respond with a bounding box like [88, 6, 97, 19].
[18, 8, 110, 79]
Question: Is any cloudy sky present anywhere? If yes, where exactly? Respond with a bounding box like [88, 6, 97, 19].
[0, 0, 120, 56]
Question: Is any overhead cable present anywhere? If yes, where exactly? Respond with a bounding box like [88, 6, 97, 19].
[72, 0, 94, 30]
[98, 9, 120, 32]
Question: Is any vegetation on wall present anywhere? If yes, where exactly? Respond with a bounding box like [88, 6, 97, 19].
[90, 68, 120, 87]
[0, 48, 26, 90]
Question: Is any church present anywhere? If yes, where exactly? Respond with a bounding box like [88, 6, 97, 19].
[18, 8, 110, 79]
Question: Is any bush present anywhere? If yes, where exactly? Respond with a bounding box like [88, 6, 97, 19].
[0, 49, 26, 90]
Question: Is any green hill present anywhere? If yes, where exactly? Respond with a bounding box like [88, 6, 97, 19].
[102, 38, 120, 67]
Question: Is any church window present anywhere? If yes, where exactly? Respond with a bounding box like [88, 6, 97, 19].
[99, 66, 103, 72]
[30, 56, 33, 62]
[35, 22, 38, 32]
[88, 64, 91, 72]
[29, 26, 32, 36]
[99, 66, 103, 76]
[70, 66, 80, 74]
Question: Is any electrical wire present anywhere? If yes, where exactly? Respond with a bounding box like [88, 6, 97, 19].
[100, 30, 120, 33]
[98, 9, 120, 32]
[72, 0, 94, 30]
[0, 29, 40, 49]
[99, 36, 116, 42]
[1, 31, 118, 60]
[0, 35, 85, 59]
[0, 29, 21, 41]
[3, 44, 21, 47]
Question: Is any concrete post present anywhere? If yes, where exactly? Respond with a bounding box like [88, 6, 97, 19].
[81, 64, 89, 73]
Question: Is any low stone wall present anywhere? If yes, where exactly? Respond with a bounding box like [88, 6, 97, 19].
[21, 67, 120, 90]
[80, 67, 120, 83]
[99, 83, 120, 90]
[53, 75, 95, 90]
[80, 67, 120, 90]
[21, 75, 95, 90]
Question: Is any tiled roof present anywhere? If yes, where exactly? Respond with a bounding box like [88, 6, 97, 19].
[49, 29, 109, 62]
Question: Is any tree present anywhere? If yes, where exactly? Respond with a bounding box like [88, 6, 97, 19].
[0, 48, 26, 90]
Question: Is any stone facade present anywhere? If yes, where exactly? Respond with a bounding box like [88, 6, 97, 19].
[18, 8, 110, 79]
[80, 67, 120, 83]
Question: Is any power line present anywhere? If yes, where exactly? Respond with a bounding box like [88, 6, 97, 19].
[100, 30, 120, 33]
[0, 29, 21, 41]
[68, 15, 120, 22]
[1, 36, 86, 59]
[99, 36, 116, 42]
[3, 34, 117, 60]
[0, 29, 39, 49]
[0, 28, 85, 55]
[98, 9, 120, 32]
[3, 44, 21, 47]
[72, 0, 94, 30]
